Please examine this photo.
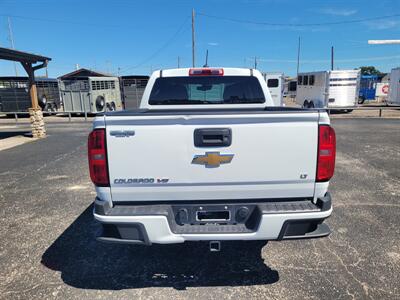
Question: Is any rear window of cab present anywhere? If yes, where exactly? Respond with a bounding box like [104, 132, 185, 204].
[149, 76, 265, 105]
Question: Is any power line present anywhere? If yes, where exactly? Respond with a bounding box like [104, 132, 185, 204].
[4, 11, 399, 28]
[0, 13, 121, 28]
[120, 16, 190, 73]
[197, 12, 400, 27]
[248, 54, 400, 64]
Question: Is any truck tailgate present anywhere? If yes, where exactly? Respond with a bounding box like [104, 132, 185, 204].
[105, 112, 319, 202]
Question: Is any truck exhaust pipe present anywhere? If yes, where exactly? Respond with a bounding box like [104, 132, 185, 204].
[209, 241, 221, 252]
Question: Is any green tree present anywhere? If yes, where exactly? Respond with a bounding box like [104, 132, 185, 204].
[358, 66, 384, 76]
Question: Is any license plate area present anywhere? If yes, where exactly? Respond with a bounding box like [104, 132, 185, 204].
[172, 204, 260, 227]
[196, 210, 230, 222]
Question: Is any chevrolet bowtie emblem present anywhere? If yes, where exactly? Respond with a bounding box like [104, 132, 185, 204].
[192, 152, 234, 168]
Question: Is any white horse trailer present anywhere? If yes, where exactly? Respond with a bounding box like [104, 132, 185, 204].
[263, 72, 284, 106]
[375, 82, 389, 102]
[296, 70, 360, 109]
[388, 68, 400, 105]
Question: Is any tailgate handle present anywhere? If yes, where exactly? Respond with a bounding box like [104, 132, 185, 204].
[194, 128, 232, 147]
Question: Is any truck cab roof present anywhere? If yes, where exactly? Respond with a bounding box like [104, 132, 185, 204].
[158, 67, 255, 77]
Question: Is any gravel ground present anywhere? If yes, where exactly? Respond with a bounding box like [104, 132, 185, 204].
[0, 118, 399, 299]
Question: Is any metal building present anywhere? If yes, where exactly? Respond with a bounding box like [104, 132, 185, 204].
[58, 68, 122, 113]
[120, 75, 149, 109]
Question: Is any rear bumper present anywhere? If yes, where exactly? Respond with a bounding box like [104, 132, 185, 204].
[93, 193, 332, 245]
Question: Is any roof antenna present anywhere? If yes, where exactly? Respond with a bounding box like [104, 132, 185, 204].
[203, 49, 209, 67]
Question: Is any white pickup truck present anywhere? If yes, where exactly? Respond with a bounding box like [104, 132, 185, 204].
[88, 68, 335, 251]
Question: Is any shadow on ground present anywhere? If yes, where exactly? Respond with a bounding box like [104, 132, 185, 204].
[0, 131, 32, 139]
[41, 205, 279, 290]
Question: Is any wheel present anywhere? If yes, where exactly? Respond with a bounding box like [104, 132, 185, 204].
[346, 109, 353, 113]
[39, 96, 47, 110]
[303, 100, 309, 108]
[44, 103, 52, 112]
[358, 97, 365, 105]
[95, 96, 106, 111]
[106, 102, 116, 112]
[111, 102, 116, 111]
[309, 101, 315, 108]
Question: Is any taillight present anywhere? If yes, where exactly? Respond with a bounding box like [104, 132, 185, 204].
[316, 125, 336, 182]
[189, 68, 224, 76]
[88, 129, 109, 186]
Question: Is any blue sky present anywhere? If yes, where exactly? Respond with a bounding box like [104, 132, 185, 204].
[0, 0, 399, 78]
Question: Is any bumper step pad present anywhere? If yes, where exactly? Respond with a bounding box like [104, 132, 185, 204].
[173, 224, 253, 234]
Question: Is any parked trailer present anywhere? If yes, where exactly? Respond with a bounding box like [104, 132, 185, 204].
[359, 74, 378, 104]
[296, 70, 360, 109]
[388, 68, 400, 105]
[262, 72, 284, 106]
[286, 79, 297, 99]
[59, 76, 122, 113]
[375, 82, 389, 100]
[0, 77, 61, 112]
[120, 75, 149, 109]
[58, 68, 123, 113]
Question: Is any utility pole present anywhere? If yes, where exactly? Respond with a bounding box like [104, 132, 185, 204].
[331, 46, 334, 70]
[106, 60, 111, 74]
[296, 36, 301, 76]
[192, 8, 196, 67]
[178, 56, 180, 68]
[254, 56, 257, 69]
[7, 17, 18, 76]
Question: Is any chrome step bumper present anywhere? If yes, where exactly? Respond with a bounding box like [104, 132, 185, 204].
[94, 194, 332, 245]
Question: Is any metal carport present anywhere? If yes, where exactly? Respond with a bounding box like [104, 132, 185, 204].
[0, 47, 51, 138]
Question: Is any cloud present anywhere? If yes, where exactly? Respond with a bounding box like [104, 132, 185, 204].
[367, 20, 400, 30]
[317, 8, 358, 16]
[207, 42, 219, 46]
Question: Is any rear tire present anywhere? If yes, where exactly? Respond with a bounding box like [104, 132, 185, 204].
[39, 96, 47, 111]
[96, 96, 106, 112]
[309, 101, 315, 108]
[44, 103, 52, 112]
[358, 97, 365, 104]
[106, 103, 116, 112]
[303, 100, 309, 108]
